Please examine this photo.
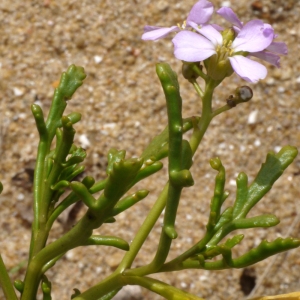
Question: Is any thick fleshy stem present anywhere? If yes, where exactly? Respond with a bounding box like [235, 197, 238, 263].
[124, 63, 194, 277]
[0, 254, 18, 300]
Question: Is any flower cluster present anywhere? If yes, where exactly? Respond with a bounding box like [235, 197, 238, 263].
[142, 0, 287, 83]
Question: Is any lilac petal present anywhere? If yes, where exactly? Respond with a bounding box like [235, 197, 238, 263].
[250, 51, 281, 67]
[229, 55, 267, 83]
[172, 31, 216, 62]
[217, 7, 243, 29]
[211, 24, 224, 31]
[232, 20, 274, 52]
[142, 26, 179, 40]
[187, 0, 214, 25]
[267, 41, 288, 55]
[190, 23, 223, 46]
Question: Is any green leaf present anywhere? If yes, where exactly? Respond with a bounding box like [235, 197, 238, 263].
[141, 126, 169, 161]
[83, 235, 129, 251]
[207, 157, 226, 231]
[106, 148, 126, 175]
[233, 214, 279, 229]
[232, 172, 248, 219]
[57, 65, 87, 100]
[111, 190, 149, 216]
[235, 146, 298, 219]
[233, 237, 300, 268]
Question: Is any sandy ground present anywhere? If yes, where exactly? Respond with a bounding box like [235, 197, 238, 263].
[0, 0, 300, 299]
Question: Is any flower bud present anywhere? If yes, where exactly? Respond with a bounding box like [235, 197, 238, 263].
[226, 86, 253, 107]
[235, 86, 253, 102]
[182, 62, 201, 81]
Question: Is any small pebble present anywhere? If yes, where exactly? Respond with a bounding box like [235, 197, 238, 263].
[94, 55, 103, 64]
[248, 110, 258, 124]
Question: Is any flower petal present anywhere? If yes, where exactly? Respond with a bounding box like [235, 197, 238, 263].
[172, 31, 216, 62]
[232, 20, 274, 52]
[142, 26, 179, 40]
[267, 41, 288, 55]
[189, 23, 223, 46]
[229, 55, 267, 83]
[187, 0, 214, 25]
[217, 7, 243, 29]
[250, 51, 281, 67]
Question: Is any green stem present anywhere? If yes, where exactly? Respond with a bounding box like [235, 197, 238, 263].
[30, 138, 50, 259]
[74, 184, 169, 299]
[0, 254, 18, 300]
[73, 272, 124, 300]
[118, 184, 169, 272]
[191, 63, 208, 82]
[191, 80, 204, 98]
[190, 79, 218, 154]
[211, 103, 232, 118]
[159, 232, 213, 272]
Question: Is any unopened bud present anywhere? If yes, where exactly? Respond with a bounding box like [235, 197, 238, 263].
[226, 86, 253, 107]
[182, 62, 201, 81]
[235, 86, 253, 102]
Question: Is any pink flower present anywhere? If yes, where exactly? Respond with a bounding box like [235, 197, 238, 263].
[217, 7, 287, 68]
[142, 0, 214, 40]
[173, 20, 275, 83]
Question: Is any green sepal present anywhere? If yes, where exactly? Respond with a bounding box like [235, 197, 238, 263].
[82, 235, 129, 251]
[14, 279, 24, 293]
[232, 214, 279, 229]
[71, 289, 81, 299]
[106, 148, 126, 175]
[111, 190, 149, 216]
[31, 104, 47, 137]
